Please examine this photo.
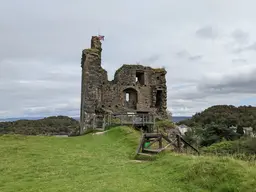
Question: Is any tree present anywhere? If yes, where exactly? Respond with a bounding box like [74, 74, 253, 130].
[0, 116, 79, 136]
[236, 125, 244, 136]
[200, 123, 240, 147]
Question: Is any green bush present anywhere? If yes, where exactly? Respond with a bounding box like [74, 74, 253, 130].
[201, 137, 256, 161]
[155, 119, 175, 132]
[179, 105, 256, 132]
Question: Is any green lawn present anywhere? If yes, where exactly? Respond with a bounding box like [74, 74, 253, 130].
[0, 126, 256, 192]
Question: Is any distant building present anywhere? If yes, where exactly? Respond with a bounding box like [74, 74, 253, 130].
[229, 125, 255, 137]
[177, 124, 191, 135]
[229, 125, 237, 132]
[243, 127, 255, 137]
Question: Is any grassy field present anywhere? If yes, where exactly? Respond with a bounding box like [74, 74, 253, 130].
[0, 126, 256, 192]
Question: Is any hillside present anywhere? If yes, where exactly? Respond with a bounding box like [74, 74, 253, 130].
[172, 116, 191, 123]
[0, 116, 191, 123]
[0, 126, 255, 192]
[0, 116, 79, 136]
[178, 105, 256, 129]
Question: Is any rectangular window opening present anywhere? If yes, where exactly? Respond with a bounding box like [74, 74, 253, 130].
[136, 71, 145, 85]
[155, 90, 163, 107]
[126, 93, 130, 101]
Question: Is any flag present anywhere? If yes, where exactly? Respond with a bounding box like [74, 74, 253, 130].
[98, 35, 105, 41]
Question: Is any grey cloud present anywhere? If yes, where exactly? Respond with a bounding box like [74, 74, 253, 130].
[196, 26, 218, 39]
[232, 58, 247, 63]
[0, 59, 81, 115]
[176, 50, 203, 61]
[245, 42, 256, 51]
[177, 67, 256, 101]
[169, 99, 209, 116]
[189, 55, 203, 61]
[167, 65, 256, 117]
[200, 74, 256, 94]
[233, 42, 256, 53]
[232, 48, 243, 54]
[169, 72, 256, 115]
[168, 95, 245, 116]
[176, 50, 190, 58]
[141, 54, 161, 64]
[231, 29, 249, 44]
[23, 103, 80, 117]
[1, 1, 256, 117]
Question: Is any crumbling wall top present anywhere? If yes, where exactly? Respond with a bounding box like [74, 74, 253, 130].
[114, 64, 166, 77]
[153, 68, 167, 74]
[81, 36, 102, 68]
[91, 36, 102, 50]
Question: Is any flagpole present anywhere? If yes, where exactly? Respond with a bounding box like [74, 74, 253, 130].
[98, 28, 101, 36]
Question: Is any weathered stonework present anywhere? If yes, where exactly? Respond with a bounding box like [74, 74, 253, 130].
[80, 36, 167, 133]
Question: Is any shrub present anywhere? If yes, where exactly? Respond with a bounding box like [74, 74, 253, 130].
[201, 137, 256, 161]
[155, 119, 175, 132]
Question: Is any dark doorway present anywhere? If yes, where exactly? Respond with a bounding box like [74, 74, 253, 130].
[155, 90, 163, 108]
[136, 71, 145, 85]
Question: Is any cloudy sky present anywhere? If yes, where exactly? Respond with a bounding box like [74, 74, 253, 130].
[1, 0, 256, 118]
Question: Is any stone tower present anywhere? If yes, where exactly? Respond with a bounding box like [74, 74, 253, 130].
[80, 36, 167, 133]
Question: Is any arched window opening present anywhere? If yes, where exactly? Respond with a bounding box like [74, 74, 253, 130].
[126, 93, 130, 101]
[123, 88, 138, 110]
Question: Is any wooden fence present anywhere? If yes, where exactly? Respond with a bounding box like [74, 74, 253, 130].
[93, 113, 155, 131]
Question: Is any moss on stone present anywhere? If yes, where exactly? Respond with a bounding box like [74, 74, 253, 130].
[153, 68, 166, 73]
[99, 67, 108, 74]
[114, 64, 145, 77]
[114, 65, 125, 77]
[85, 48, 100, 54]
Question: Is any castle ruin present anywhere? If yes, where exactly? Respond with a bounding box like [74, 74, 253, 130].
[80, 36, 167, 133]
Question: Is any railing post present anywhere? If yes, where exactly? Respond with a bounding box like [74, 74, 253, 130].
[102, 115, 106, 130]
[176, 135, 181, 152]
[92, 115, 96, 130]
[159, 135, 163, 149]
[154, 116, 157, 133]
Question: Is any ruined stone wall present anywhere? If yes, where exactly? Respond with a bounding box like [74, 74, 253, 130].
[80, 36, 168, 132]
[108, 65, 167, 116]
[80, 36, 108, 131]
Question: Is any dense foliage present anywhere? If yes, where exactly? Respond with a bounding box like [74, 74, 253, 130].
[201, 137, 256, 160]
[155, 119, 176, 131]
[178, 105, 256, 148]
[178, 105, 256, 129]
[0, 116, 79, 136]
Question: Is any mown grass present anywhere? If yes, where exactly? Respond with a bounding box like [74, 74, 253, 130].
[0, 126, 256, 192]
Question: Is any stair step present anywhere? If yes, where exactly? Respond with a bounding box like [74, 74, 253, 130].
[142, 148, 163, 154]
[137, 153, 153, 157]
[144, 133, 162, 138]
[94, 128, 104, 131]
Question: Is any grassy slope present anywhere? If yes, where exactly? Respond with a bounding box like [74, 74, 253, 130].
[0, 126, 256, 192]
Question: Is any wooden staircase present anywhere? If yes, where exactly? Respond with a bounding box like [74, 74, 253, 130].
[136, 131, 199, 156]
[94, 127, 105, 131]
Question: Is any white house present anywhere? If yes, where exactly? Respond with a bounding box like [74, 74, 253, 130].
[243, 127, 255, 137]
[177, 124, 191, 135]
